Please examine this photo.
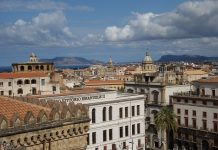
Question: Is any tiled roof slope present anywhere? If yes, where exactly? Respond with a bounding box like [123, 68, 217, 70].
[0, 72, 48, 79]
[0, 96, 50, 121]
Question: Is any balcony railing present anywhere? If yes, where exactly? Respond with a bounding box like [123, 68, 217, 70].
[173, 91, 218, 100]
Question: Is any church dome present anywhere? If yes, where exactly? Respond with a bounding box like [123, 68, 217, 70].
[143, 52, 153, 62]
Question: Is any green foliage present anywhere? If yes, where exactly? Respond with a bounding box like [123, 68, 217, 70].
[154, 106, 178, 133]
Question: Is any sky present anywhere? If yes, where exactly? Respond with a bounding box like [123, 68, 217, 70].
[0, 0, 218, 65]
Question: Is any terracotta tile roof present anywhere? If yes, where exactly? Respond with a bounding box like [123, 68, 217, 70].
[0, 96, 50, 121]
[0, 72, 48, 79]
[85, 80, 124, 86]
[194, 76, 218, 83]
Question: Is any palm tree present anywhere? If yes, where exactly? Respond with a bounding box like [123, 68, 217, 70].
[154, 106, 178, 150]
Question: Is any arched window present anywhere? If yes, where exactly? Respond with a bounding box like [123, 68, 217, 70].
[35, 66, 39, 70]
[24, 79, 30, 84]
[17, 88, 23, 94]
[92, 108, 96, 123]
[31, 79, 36, 84]
[20, 66, 24, 71]
[40, 65, 44, 70]
[17, 80, 23, 85]
[27, 66, 32, 71]
[109, 106, 112, 120]
[47, 65, 50, 71]
[152, 90, 159, 104]
[103, 107, 106, 121]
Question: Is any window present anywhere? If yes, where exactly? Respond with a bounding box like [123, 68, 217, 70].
[203, 112, 207, 118]
[28, 65, 32, 71]
[119, 127, 123, 138]
[31, 79, 36, 84]
[177, 109, 181, 114]
[177, 99, 181, 102]
[153, 91, 159, 103]
[92, 108, 96, 123]
[103, 107, 106, 121]
[125, 126, 129, 137]
[137, 105, 140, 115]
[132, 124, 135, 135]
[52, 86, 56, 92]
[119, 108, 123, 118]
[9, 90, 12, 96]
[193, 110, 196, 116]
[125, 107, 128, 118]
[123, 142, 126, 149]
[24, 79, 30, 84]
[177, 116, 181, 125]
[104, 146, 107, 150]
[192, 118, 196, 128]
[109, 106, 112, 120]
[214, 101, 218, 106]
[17, 80, 23, 85]
[214, 113, 218, 119]
[87, 134, 89, 145]
[184, 117, 188, 127]
[41, 79, 45, 86]
[8, 82, 11, 86]
[214, 121, 218, 132]
[185, 110, 188, 115]
[112, 144, 116, 150]
[132, 106, 135, 117]
[0, 82, 3, 87]
[203, 120, 207, 130]
[0, 91, 3, 96]
[192, 100, 196, 104]
[185, 99, 188, 103]
[137, 123, 140, 134]
[109, 129, 113, 140]
[212, 89, 216, 97]
[17, 88, 23, 94]
[138, 139, 141, 147]
[103, 130, 107, 142]
[92, 132, 96, 144]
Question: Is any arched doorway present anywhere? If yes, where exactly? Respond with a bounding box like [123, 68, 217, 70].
[202, 140, 209, 150]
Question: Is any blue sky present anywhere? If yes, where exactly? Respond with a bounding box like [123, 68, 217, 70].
[0, 0, 218, 65]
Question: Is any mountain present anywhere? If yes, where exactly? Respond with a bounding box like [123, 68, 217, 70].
[40, 57, 104, 67]
[158, 55, 218, 63]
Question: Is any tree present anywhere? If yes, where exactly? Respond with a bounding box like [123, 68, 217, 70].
[154, 106, 178, 150]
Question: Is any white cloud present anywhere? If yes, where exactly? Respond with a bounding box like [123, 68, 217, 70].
[0, 11, 76, 47]
[104, 0, 218, 42]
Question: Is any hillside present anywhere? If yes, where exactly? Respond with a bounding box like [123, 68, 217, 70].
[40, 57, 104, 66]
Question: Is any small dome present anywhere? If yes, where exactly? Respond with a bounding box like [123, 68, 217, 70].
[143, 52, 152, 62]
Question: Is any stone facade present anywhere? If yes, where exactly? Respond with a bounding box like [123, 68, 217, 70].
[0, 97, 90, 150]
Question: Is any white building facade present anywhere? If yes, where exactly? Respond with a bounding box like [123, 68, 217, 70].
[0, 72, 60, 96]
[37, 89, 145, 150]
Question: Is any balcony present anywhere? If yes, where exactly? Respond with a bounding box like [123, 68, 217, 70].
[173, 91, 218, 100]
